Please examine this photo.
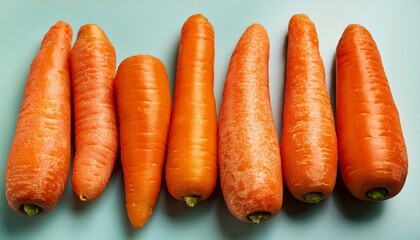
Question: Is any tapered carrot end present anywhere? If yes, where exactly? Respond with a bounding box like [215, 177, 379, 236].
[290, 13, 310, 22]
[76, 24, 110, 42]
[41, 21, 73, 49]
[187, 13, 209, 22]
[289, 14, 315, 30]
[182, 13, 214, 38]
[127, 204, 154, 229]
[79, 195, 88, 202]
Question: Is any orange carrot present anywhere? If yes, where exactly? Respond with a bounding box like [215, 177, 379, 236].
[70, 24, 119, 202]
[280, 14, 338, 203]
[5, 21, 72, 216]
[336, 24, 408, 201]
[165, 14, 218, 207]
[115, 55, 171, 228]
[218, 23, 282, 224]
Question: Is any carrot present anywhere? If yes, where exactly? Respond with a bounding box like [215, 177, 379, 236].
[115, 55, 171, 228]
[5, 21, 72, 216]
[280, 14, 338, 203]
[165, 14, 218, 207]
[218, 23, 282, 224]
[70, 24, 119, 202]
[336, 24, 408, 201]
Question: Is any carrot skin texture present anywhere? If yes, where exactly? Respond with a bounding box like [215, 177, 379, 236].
[70, 24, 119, 202]
[218, 24, 283, 223]
[5, 21, 72, 215]
[336, 24, 408, 201]
[165, 14, 218, 206]
[115, 55, 171, 228]
[281, 14, 338, 203]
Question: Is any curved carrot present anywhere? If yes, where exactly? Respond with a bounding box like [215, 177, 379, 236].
[281, 14, 338, 203]
[336, 24, 408, 201]
[70, 24, 119, 202]
[5, 21, 72, 216]
[115, 55, 171, 228]
[218, 23, 283, 224]
[165, 14, 218, 207]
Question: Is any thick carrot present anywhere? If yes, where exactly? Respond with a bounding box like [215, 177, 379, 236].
[165, 14, 218, 207]
[115, 55, 171, 228]
[336, 24, 408, 201]
[5, 21, 72, 216]
[70, 24, 119, 202]
[218, 23, 282, 224]
[281, 14, 338, 203]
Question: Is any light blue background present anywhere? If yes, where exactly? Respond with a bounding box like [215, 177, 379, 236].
[1, 1, 419, 239]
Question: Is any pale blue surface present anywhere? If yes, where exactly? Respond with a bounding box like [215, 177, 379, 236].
[1, 1, 420, 239]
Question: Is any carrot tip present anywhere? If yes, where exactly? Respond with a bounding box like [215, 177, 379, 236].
[184, 196, 200, 207]
[303, 192, 323, 203]
[79, 195, 88, 202]
[366, 188, 388, 201]
[21, 203, 42, 216]
[248, 212, 271, 224]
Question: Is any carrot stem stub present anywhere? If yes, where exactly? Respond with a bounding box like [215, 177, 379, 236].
[184, 196, 200, 208]
[366, 188, 388, 201]
[248, 212, 271, 224]
[21, 204, 42, 216]
[303, 192, 323, 204]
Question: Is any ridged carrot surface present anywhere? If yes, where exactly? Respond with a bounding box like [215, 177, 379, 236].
[165, 14, 218, 207]
[281, 14, 338, 203]
[218, 23, 282, 224]
[115, 55, 172, 228]
[336, 24, 408, 201]
[70, 24, 119, 202]
[5, 21, 72, 216]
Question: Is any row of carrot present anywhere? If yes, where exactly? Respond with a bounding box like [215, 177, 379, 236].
[5, 13, 408, 228]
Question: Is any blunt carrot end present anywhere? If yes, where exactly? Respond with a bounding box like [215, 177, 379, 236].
[303, 192, 323, 203]
[21, 204, 42, 216]
[248, 212, 271, 224]
[336, 24, 408, 201]
[219, 23, 282, 223]
[184, 196, 200, 208]
[282, 14, 338, 204]
[165, 13, 218, 207]
[366, 188, 388, 201]
[6, 21, 72, 215]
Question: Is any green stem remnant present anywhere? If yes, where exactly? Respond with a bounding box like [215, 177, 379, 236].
[248, 212, 271, 224]
[366, 188, 388, 201]
[303, 192, 323, 203]
[21, 203, 42, 216]
[184, 196, 200, 207]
